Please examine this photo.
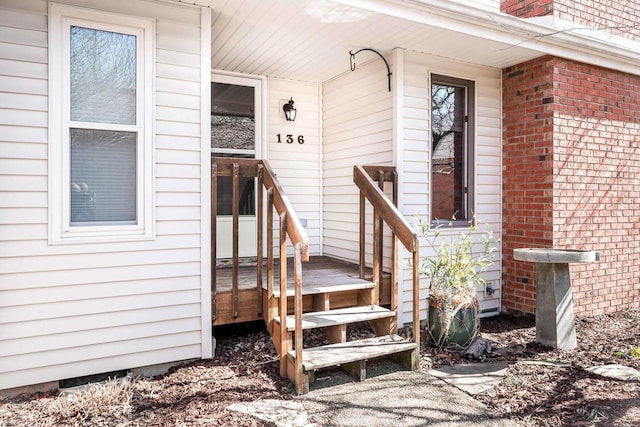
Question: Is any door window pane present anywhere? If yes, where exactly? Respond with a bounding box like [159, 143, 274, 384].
[211, 82, 255, 151]
[70, 26, 137, 125]
[70, 128, 137, 224]
[212, 82, 256, 216]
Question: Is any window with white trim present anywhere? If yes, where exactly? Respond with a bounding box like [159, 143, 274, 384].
[49, 4, 154, 242]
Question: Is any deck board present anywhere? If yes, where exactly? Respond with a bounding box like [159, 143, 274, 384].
[214, 256, 391, 326]
[288, 334, 417, 371]
[275, 305, 394, 331]
[215, 256, 374, 294]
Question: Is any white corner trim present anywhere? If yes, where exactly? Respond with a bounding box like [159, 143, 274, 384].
[200, 6, 213, 359]
[391, 47, 408, 324]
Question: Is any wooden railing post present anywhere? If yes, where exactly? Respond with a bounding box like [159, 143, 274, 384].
[391, 170, 399, 332]
[256, 164, 264, 315]
[293, 242, 304, 394]
[359, 192, 366, 279]
[266, 189, 275, 334]
[212, 157, 309, 384]
[278, 213, 288, 378]
[353, 165, 420, 362]
[412, 248, 420, 368]
[232, 162, 240, 318]
[376, 170, 385, 303]
[211, 162, 218, 322]
[372, 202, 381, 305]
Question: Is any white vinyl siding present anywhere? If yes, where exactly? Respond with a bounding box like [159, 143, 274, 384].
[322, 59, 393, 263]
[398, 50, 502, 325]
[267, 78, 322, 256]
[0, 0, 210, 391]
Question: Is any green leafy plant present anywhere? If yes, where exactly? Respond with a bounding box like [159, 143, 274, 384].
[616, 346, 640, 359]
[414, 215, 499, 346]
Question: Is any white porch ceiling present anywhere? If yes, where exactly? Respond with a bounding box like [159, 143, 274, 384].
[210, 0, 545, 83]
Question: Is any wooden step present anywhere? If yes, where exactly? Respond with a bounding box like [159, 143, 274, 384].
[288, 334, 417, 372]
[275, 305, 394, 331]
[265, 277, 375, 298]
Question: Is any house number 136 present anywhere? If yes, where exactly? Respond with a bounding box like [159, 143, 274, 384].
[276, 134, 304, 144]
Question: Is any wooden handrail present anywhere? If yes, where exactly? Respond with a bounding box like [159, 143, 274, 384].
[262, 161, 310, 261]
[261, 161, 308, 387]
[212, 157, 309, 387]
[353, 165, 417, 252]
[353, 164, 420, 367]
[212, 157, 308, 258]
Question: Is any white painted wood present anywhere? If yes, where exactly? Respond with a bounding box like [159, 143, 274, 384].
[0, 41, 47, 63]
[2, 261, 202, 291]
[2, 345, 202, 391]
[0, 303, 201, 340]
[198, 6, 212, 359]
[323, 59, 393, 263]
[1, 331, 202, 373]
[211, 72, 264, 259]
[0, 93, 47, 111]
[267, 78, 322, 256]
[0, 318, 202, 358]
[397, 50, 503, 325]
[0, 0, 212, 391]
[206, 0, 640, 85]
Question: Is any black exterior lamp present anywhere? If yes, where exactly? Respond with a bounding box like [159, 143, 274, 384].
[283, 98, 297, 121]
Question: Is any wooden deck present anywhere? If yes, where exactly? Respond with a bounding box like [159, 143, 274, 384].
[213, 256, 391, 325]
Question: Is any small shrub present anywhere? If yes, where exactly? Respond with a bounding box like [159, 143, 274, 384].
[48, 376, 133, 425]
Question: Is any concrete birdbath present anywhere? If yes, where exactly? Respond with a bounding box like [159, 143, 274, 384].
[513, 248, 600, 350]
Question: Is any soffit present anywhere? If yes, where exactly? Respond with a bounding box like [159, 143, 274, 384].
[210, 0, 543, 83]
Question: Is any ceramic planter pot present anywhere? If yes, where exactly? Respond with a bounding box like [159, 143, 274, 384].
[427, 299, 477, 347]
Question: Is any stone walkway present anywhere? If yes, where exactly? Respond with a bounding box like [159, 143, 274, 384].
[229, 359, 640, 426]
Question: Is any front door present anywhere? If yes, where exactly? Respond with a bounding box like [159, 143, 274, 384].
[211, 73, 263, 259]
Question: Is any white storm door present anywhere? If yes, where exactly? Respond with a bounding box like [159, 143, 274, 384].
[211, 74, 262, 259]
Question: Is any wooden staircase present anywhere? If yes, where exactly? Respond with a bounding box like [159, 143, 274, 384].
[213, 158, 420, 395]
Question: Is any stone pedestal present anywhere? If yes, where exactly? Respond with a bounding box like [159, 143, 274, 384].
[513, 248, 599, 350]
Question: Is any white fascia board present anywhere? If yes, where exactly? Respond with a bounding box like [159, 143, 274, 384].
[153, 0, 213, 8]
[335, 0, 640, 75]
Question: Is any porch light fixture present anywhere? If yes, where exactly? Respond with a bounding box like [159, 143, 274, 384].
[283, 98, 297, 121]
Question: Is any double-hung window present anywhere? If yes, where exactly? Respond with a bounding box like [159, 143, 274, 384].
[49, 5, 154, 242]
[430, 74, 475, 225]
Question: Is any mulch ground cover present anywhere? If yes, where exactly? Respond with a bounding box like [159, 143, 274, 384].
[1, 309, 638, 426]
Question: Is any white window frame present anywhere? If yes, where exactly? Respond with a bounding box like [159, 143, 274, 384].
[48, 4, 155, 243]
[429, 73, 476, 227]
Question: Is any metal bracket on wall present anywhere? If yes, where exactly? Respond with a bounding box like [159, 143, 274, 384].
[349, 48, 392, 92]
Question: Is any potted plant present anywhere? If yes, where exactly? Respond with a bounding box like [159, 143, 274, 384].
[415, 216, 498, 347]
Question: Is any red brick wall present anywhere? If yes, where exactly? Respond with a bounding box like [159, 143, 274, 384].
[502, 0, 640, 41]
[502, 56, 556, 314]
[502, 56, 640, 316]
[555, 0, 640, 42]
[500, 0, 553, 17]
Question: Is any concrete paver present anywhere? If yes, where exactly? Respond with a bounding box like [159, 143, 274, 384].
[428, 361, 509, 395]
[587, 364, 640, 381]
[297, 359, 517, 427]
